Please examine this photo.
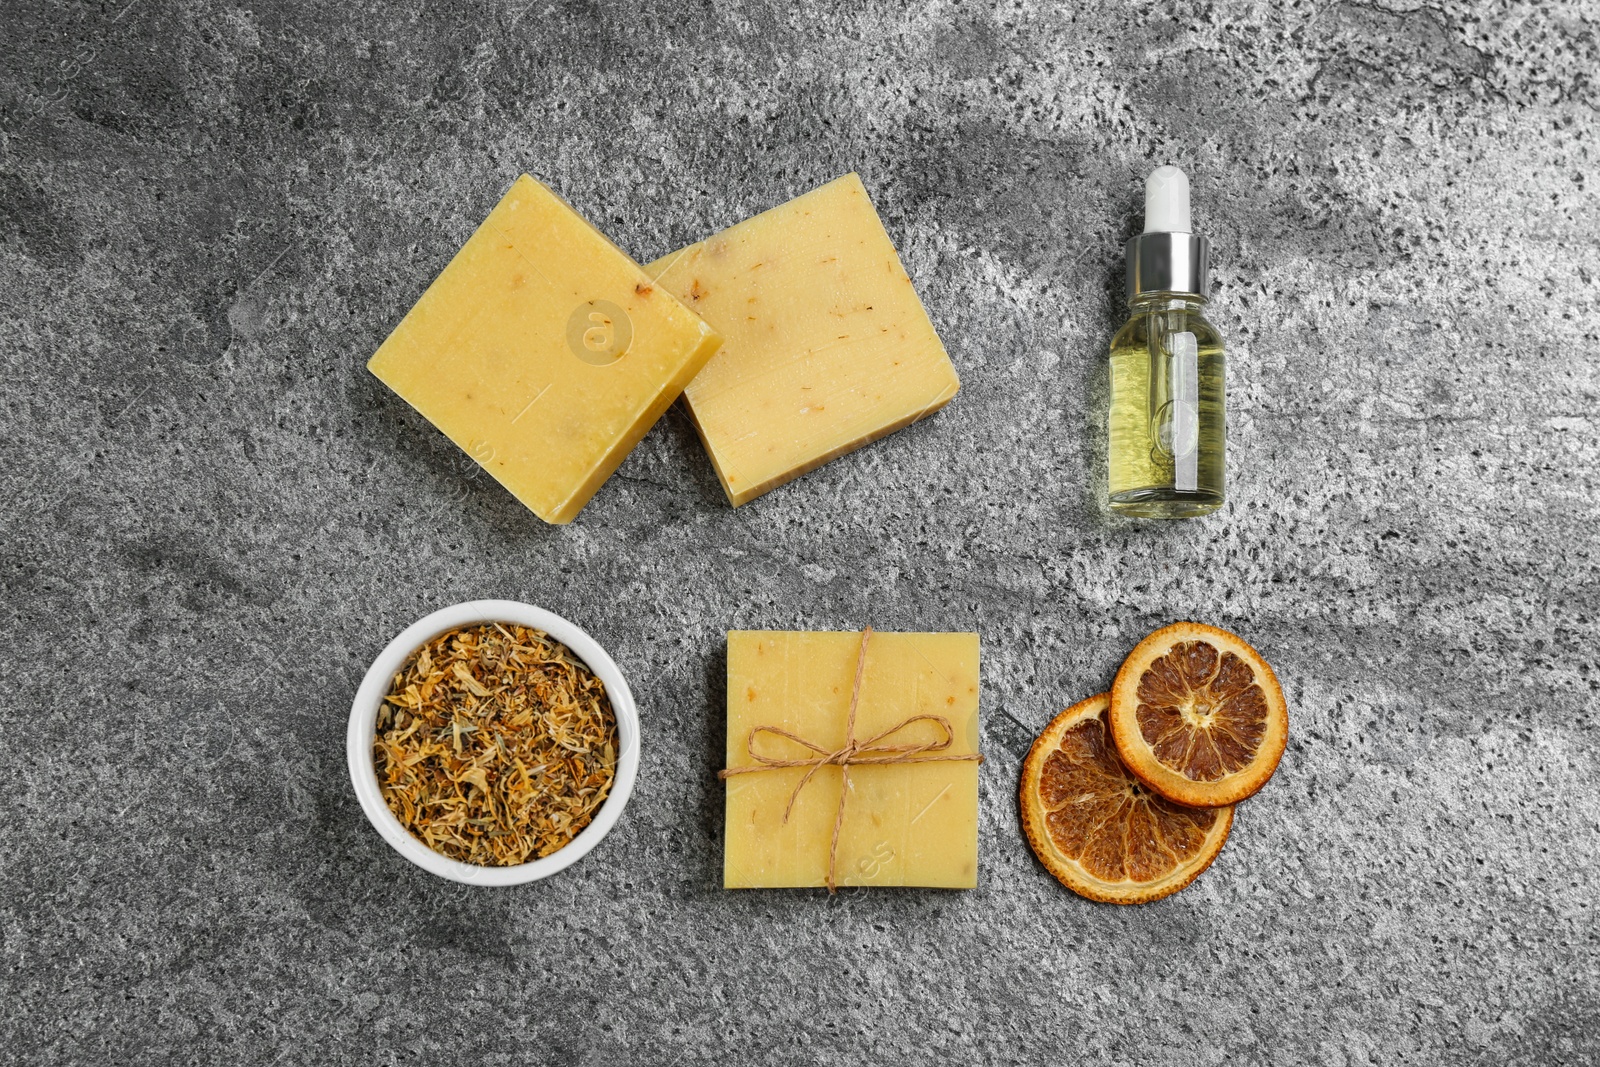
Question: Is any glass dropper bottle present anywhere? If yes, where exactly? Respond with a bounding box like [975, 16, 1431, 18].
[1107, 166, 1225, 518]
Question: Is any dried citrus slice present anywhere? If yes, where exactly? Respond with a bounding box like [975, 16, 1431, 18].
[1109, 622, 1288, 808]
[1020, 693, 1233, 904]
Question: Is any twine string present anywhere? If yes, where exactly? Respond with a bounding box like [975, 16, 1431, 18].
[718, 627, 984, 892]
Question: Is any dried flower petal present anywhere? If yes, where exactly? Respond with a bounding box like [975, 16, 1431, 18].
[373, 623, 619, 866]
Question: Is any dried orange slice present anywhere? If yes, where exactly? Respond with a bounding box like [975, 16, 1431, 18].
[1020, 693, 1233, 904]
[1109, 622, 1288, 808]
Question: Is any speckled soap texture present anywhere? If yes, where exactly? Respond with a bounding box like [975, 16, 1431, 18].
[2, 2, 1597, 1065]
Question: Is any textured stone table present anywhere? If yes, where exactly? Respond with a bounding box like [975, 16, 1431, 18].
[3, 1, 1597, 1063]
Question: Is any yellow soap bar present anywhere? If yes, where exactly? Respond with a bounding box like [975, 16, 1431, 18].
[647, 174, 959, 507]
[368, 175, 722, 524]
[723, 630, 981, 889]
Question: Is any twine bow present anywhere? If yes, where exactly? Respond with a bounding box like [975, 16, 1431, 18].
[718, 627, 984, 892]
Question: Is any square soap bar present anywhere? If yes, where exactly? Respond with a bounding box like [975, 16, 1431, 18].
[723, 630, 981, 889]
[368, 175, 722, 524]
[647, 174, 959, 507]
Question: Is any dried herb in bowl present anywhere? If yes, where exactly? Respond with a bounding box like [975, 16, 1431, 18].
[373, 623, 618, 866]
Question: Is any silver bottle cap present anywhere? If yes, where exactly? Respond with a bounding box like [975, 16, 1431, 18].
[1124, 166, 1211, 302]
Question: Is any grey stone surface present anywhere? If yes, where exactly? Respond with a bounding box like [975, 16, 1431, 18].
[2, 0, 1598, 1062]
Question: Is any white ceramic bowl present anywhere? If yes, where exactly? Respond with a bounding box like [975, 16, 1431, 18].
[347, 599, 639, 885]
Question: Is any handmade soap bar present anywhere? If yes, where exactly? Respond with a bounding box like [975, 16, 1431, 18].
[722, 630, 981, 889]
[647, 174, 959, 507]
[369, 175, 722, 524]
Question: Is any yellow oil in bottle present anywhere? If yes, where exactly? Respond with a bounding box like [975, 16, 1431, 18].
[1108, 294, 1225, 517]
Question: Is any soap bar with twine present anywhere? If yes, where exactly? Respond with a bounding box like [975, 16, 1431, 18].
[719, 628, 982, 890]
